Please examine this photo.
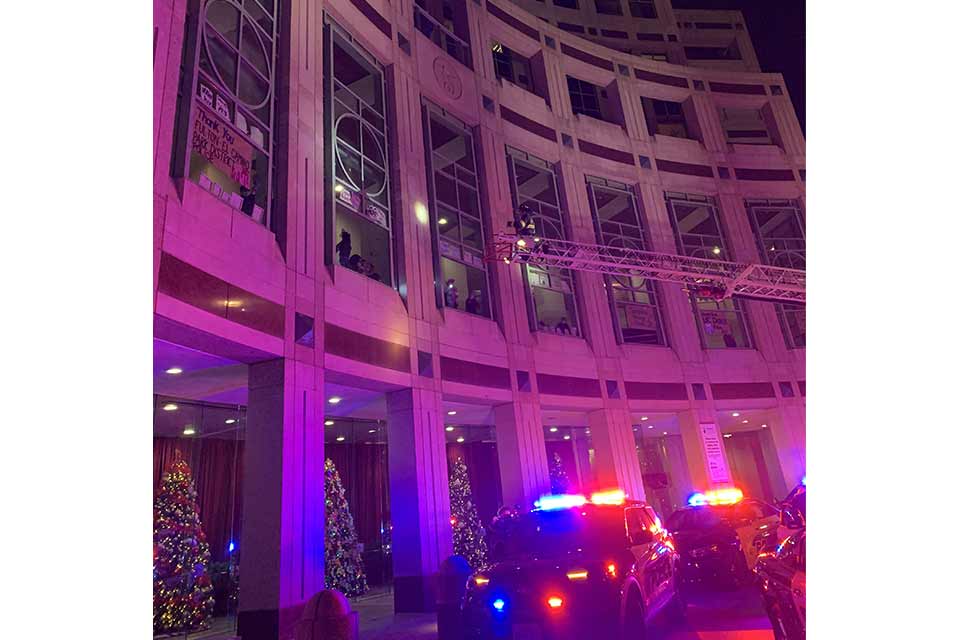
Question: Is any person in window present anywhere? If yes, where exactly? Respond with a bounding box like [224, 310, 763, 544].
[513, 203, 536, 237]
[347, 254, 363, 272]
[359, 258, 382, 282]
[336, 230, 352, 267]
[465, 290, 481, 315]
[444, 279, 459, 308]
[722, 330, 738, 348]
[555, 317, 571, 335]
[538, 321, 547, 332]
[240, 168, 260, 215]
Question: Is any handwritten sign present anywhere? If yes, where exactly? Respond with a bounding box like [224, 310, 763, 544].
[191, 105, 252, 189]
[624, 304, 658, 331]
[699, 423, 731, 484]
[700, 310, 731, 335]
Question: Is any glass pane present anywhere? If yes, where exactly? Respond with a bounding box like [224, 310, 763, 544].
[361, 125, 386, 168]
[238, 60, 269, 106]
[458, 184, 479, 218]
[533, 286, 578, 335]
[240, 20, 270, 78]
[333, 40, 383, 114]
[441, 258, 490, 317]
[335, 113, 361, 152]
[438, 209, 460, 242]
[435, 173, 459, 209]
[335, 143, 363, 190]
[206, 1, 241, 47]
[206, 29, 239, 91]
[336, 205, 391, 283]
[362, 160, 386, 199]
[460, 217, 483, 250]
[245, 0, 274, 33]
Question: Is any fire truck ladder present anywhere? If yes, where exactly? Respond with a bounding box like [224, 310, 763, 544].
[489, 233, 805, 304]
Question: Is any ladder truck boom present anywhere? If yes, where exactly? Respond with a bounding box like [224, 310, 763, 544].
[489, 233, 805, 304]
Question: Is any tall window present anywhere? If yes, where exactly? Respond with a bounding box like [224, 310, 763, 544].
[414, 0, 472, 68]
[492, 42, 535, 95]
[553, 0, 579, 8]
[587, 177, 666, 345]
[423, 105, 491, 318]
[629, 1, 657, 18]
[567, 76, 603, 121]
[747, 199, 806, 348]
[720, 107, 772, 145]
[595, 0, 623, 15]
[184, 0, 279, 226]
[506, 149, 581, 336]
[325, 25, 394, 286]
[644, 98, 690, 139]
[665, 192, 753, 349]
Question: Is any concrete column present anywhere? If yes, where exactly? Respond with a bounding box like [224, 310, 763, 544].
[493, 400, 550, 510]
[766, 402, 806, 489]
[677, 408, 734, 492]
[587, 407, 646, 502]
[386, 387, 453, 613]
[238, 358, 325, 640]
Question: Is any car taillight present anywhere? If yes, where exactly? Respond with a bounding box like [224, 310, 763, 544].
[605, 562, 617, 579]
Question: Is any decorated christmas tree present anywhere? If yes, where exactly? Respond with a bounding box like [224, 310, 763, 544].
[324, 458, 369, 597]
[448, 458, 488, 570]
[549, 451, 570, 495]
[154, 456, 215, 634]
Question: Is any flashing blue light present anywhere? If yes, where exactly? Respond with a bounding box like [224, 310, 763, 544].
[687, 492, 708, 507]
[492, 598, 506, 612]
[801, 475, 806, 486]
[228, 541, 235, 553]
[534, 494, 587, 511]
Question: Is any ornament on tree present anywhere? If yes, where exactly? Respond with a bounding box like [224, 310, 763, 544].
[153, 456, 215, 634]
[448, 458, 488, 570]
[549, 451, 570, 495]
[324, 458, 369, 597]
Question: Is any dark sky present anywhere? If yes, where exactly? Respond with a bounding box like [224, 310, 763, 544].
[671, 0, 805, 131]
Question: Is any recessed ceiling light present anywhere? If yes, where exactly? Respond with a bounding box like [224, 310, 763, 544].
[447, 410, 457, 416]
[648, 425, 654, 429]
[225, 418, 236, 424]
[563, 435, 571, 440]
[336, 436, 346, 442]
[162, 403, 178, 411]
[324, 420, 334, 426]
[742, 419, 749, 424]
[633, 427, 638, 431]
[368, 429, 376, 433]
[165, 367, 183, 375]
[334, 184, 344, 193]
[732, 412, 740, 417]
[456, 436, 465, 443]
[723, 433, 732, 438]
[549, 427, 558, 433]
[712, 246, 721, 255]
[662, 431, 668, 435]
[585, 429, 590, 434]
[439, 217, 448, 225]
[640, 416, 649, 421]
[761, 424, 768, 428]
[328, 396, 342, 405]
[445, 426, 455, 432]
[182, 425, 196, 436]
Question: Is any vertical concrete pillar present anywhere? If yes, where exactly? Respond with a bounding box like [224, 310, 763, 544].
[587, 407, 646, 502]
[493, 400, 549, 510]
[677, 409, 734, 491]
[239, 358, 325, 640]
[386, 387, 453, 613]
[766, 402, 806, 489]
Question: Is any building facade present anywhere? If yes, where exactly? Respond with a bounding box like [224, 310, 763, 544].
[153, 0, 804, 636]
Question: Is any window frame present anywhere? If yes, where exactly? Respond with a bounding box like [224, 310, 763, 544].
[595, 0, 624, 16]
[492, 41, 536, 95]
[422, 102, 494, 318]
[413, 0, 473, 69]
[505, 148, 583, 337]
[567, 76, 604, 121]
[664, 191, 755, 349]
[585, 176, 668, 347]
[629, 1, 658, 18]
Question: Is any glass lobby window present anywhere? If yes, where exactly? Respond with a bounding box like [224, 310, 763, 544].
[544, 426, 595, 494]
[586, 177, 666, 345]
[719, 107, 772, 145]
[188, 0, 278, 225]
[492, 42, 536, 95]
[595, 0, 623, 15]
[665, 191, 753, 348]
[629, 1, 658, 18]
[423, 105, 491, 317]
[506, 148, 582, 336]
[414, 0, 472, 69]
[747, 199, 806, 348]
[326, 27, 394, 286]
[567, 76, 604, 121]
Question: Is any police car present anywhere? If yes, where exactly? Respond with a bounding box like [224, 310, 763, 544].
[755, 529, 806, 640]
[462, 490, 684, 640]
[665, 488, 779, 589]
[776, 478, 806, 546]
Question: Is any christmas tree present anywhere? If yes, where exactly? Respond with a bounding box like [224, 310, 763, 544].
[324, 458, 369, 597]
[448, 458, 488, 570]
[154, 456, 215, 634]
[549, 451, 570, 494]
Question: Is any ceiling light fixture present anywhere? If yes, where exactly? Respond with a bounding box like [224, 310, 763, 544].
[368, 429, 376, 433]
[648, 425, 654, 429]
[336, 436, 346, 442]
[438, 217, 448, 225]
[761, 424, 768, 428]
[723, 433, 732, 438]
[712, 246, 721, 255]
[328, 396, 342, 405]
[742, 419, 749, 424]
[165, 367, 183, 375]
[445, 426, 455, 432]
[225, 418, 236, 424]
[732, 412, 740, 417]
[182, 425, 196, 436]
[662, 431, 668, 435]
[641, 416, 649, 421]
[324, 420, 334, 426]
[456, 437, 465, 443]
[563, 435, 571, 441]
[447, 410, 457, 416]
[162, 403, 178, 411]
[549, 427, 558, 433]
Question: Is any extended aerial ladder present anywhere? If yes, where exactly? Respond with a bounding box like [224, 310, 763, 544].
[488, 233, 805, 304]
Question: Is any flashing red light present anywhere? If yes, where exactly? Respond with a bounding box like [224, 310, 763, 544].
[590, 489, 626, 505]
[547, 596, 564, 609]
[605, 562, 617, 579]
[450, 516, 458, 526]
[688, 487, 744, 506]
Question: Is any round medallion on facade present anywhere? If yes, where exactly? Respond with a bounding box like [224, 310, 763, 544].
[433, 57, 463, 100]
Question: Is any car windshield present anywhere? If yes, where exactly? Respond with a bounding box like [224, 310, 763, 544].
[489, 506, 627, 561]
[666, 505, 736, 531]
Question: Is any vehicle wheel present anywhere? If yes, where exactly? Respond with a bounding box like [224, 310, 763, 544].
[620, 589, 647, 640]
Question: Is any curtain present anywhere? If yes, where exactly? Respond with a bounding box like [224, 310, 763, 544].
[446, 442, 503, 527]
[154, 437, 243, 563]
[325, 443, 390, 550]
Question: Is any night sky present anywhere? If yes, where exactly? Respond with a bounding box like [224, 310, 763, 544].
[671, 0, 805, 131]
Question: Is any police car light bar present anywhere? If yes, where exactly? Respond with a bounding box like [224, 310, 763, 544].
[590, 489, 626, 505]
[535, 494, 588, 510]
[802, 475, 806, 486]
[688, 487, 744, 506]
